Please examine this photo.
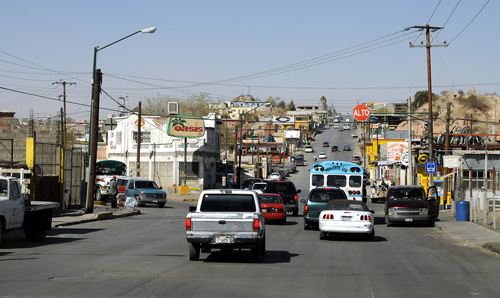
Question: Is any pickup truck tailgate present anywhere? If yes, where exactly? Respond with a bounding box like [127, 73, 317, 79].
[190, 213, 255, 232]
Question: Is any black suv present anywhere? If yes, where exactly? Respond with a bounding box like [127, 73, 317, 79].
[264, 181, 301, 216]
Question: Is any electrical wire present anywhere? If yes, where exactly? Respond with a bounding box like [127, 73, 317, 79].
[432, 0, 461, 42]
[448, 0, 490, 44]
[427, 0, 442, 24]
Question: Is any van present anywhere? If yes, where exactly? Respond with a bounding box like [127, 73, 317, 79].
[385, 185, 439, 226]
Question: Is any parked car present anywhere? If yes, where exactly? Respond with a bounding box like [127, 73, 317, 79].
[117, 177, 167, 208]
[264, 180, 301, 216]
[283, 163, 296, 174]
[242, 178, 263, 190]
[318, 152, 327, 159]
[351, 132, 358, 138]
[343, 144, 351, 151]
[385, 185, 439, 226]
[258, 193, 286, 224]
[352, 155, 362, 165]
[294, 155, 305, 166]
[304, 145, 314, 153]
[301, 187, 348, 230]
[269, 172, 282, 180]
[319, 200, 375, 241]
[331, 145, 338, 152]
[323, 141, 330, 147]
[251, 182, 267, 194]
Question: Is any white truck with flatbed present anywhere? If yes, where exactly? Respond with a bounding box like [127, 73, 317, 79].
[185, 189, 266, 262]
[0, 176, 59, 246]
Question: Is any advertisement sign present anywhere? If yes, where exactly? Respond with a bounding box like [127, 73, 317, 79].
[387, 142, 408, 162]
[167, 115, 205, 138]
[272, 116, 294, 125]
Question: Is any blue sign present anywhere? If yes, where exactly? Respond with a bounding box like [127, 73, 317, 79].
[425, 161, 437, 174]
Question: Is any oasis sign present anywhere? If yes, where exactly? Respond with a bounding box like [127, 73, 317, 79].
[167, 115, 205, 138]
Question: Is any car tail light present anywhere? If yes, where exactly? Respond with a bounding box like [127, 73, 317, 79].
[360, 215, 372, 221]
[294, 195, 298, 201]
[304, 205, 309, 215]
[348, 190, 353, 194]
[323, 214, 334, 220]
[253, 219, 260, 232]
[186, 218, 192, 231]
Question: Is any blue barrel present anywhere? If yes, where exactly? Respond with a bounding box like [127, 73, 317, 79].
[456, 201, 470, 222]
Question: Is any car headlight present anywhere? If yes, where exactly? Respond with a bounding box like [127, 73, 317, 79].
[419, 208, 428, 215]
[388, 208, 397, 215]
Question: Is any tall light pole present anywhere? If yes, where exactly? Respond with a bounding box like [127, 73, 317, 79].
[236, 103, 270, 188]
[85, 27, 156, 214]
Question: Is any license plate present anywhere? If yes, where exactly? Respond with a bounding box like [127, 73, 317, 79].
[153, 200, 158, 203]
[215, 236, 233, 244]
[405, 217, 413, 222]
[341, 216, 352, 221]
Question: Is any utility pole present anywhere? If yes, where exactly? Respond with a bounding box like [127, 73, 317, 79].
[408, 96, 413, 185]
[53, 80, 76, 149]
[86, 69, 102, 214]
[136, 101, 142, 177]
[410, 24, 447, 186]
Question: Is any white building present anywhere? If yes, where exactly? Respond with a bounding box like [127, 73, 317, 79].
[106, 113, 221, 191]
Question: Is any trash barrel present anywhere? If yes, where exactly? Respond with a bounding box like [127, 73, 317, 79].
[456, 201, 470, 222]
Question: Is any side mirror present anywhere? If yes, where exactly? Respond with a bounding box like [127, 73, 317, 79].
[189, 206, 196, 212]
[300, 199, 306, 203]
[370, 210, 375, 214]
[297, 189, 302, 193]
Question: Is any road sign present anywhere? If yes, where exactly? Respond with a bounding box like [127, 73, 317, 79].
[353, 104, 370, 121]
[425, 161, 437, 174]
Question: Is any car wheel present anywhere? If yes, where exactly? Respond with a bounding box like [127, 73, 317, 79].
[319, 231, 326, 240]
[386, 217, 392, 227]
[364, 230, 375, 241]
[252, 239, 264, 262]
[293, 208, 299, 216]
[189, 243, 200, 261]
[304, 221, 310, 230]
[95, 188, 103, 201]
[158, 202, 165, 208]
[281, 216, 287, 225]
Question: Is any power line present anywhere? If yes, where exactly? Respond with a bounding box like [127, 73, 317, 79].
[449, 0, 490, 44]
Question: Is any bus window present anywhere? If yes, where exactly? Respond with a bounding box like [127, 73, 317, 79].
[349, 176, 362, 187]
[326, 175, 346, 187]
[311, 175, 324, 187]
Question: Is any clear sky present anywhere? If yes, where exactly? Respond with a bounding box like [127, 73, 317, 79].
[1, 0, 497, 121]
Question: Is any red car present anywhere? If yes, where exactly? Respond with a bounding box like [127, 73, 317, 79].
[258, 193, 287, 224]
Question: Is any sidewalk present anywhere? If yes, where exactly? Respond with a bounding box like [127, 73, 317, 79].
[52, 191, 200, 228]
[435, 209, 500, 254]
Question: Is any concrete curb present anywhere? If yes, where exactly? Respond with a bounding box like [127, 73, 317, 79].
[54, 209, 141, 227]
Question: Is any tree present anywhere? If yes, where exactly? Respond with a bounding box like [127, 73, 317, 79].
[412, 90, 437, 110]
[277, 100, 286, 109]
[287, 100, 296, 111]
[141, 93, 219, 117]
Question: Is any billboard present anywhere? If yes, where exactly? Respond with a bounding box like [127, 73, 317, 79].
[387, 142, 408, 162]
[167, 115, 205, 138]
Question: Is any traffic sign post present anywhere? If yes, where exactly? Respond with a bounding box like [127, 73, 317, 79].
[353, 104, 370, 121]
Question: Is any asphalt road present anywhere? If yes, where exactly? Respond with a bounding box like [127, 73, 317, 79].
[2, 121, 500, 297]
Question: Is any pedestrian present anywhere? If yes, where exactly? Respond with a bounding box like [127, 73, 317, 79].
[109, 176, 118, 208]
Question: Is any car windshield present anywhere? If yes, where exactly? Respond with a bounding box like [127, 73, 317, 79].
[326, 202, 368, 211]
[135, 180, 158, 189]
[309, 189, 346, 202]
[388, 189, 426, 201]
[259, 195, 282, 204]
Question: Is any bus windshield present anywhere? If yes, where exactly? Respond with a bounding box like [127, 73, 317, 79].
[310, 161, 364, 201]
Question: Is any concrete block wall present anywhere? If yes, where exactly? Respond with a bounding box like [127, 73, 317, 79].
[0, 129, 58, 165]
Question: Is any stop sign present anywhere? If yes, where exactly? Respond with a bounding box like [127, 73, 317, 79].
[353, 104, 370, 121]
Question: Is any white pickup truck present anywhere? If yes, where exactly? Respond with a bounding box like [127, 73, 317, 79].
[185, 189, 266, 262]
[0, 176, 59, 246]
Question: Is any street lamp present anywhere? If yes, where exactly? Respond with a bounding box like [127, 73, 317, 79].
[85, 27, 156, 214]
[236, 103, 270, 188]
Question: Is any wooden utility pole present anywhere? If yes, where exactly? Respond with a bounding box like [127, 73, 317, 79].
[444, 103, 451, 205]
[410, 24, 447, 186]
[136, 101, 142, 177]
[53, 80, 76, 149]
[86, 69, 101, 214]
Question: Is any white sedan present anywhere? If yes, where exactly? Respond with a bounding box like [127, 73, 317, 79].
[269, 172, 282, 180]
[318, 200, 375, 241]
[318, 152, 327, 159]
